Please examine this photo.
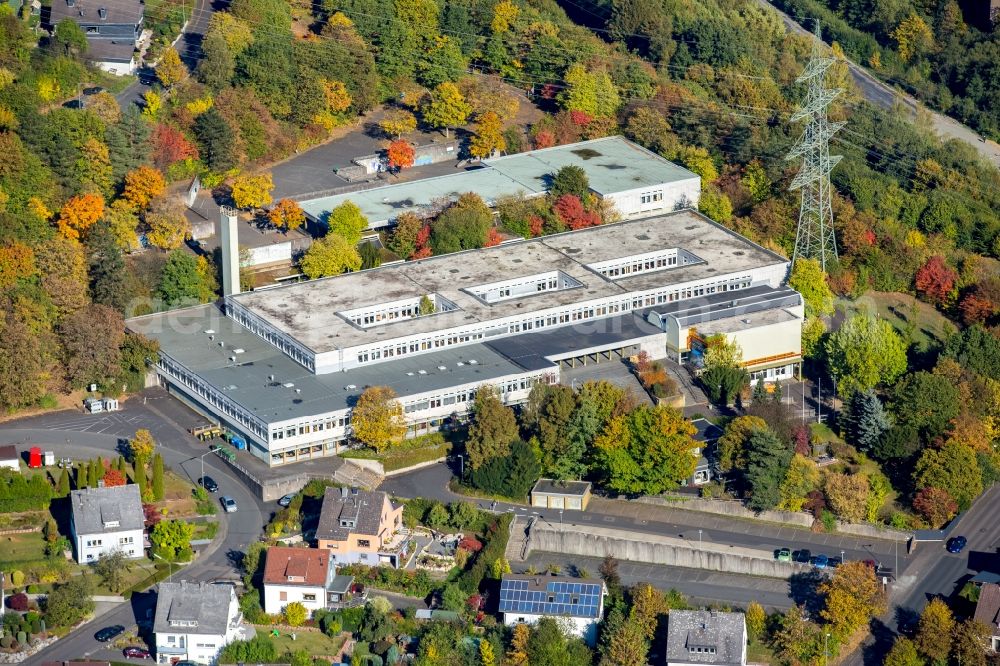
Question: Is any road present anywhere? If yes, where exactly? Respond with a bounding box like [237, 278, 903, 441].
[381, 462, 909, 569]
[0, 393, 269, 666]
[759, 0, 1000, 170]
[115, 0, 225, 109]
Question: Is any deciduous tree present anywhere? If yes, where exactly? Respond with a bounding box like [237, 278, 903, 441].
[422, 82, 471, 138]
[57, 193, 104, 240]
[884, 637, 922, 666]
[789, 258, 835, 318]
[123, 166, 167, 209]
[559, 63, 620, 118]
[351, 386, 406, 452]
[915, 598, 954, 663]
[825, 313, 908, 394]
[152, 123, 199, 170]
[231, 173, 274, 210]
[824, 472, 869, 523]
[150, 518, 194, 560]
[94, 550, 132, 593]
[469, 111, 505, 159]
[466, 386, 518, 470]
[891, 371, 961, 441]
[156, 47, 187, 88]
[893, 12, 933, 62]
[718, 415, 767, 472]
[386, 140, 415, 170]
[326, 201, 368, 245]
[268, 198, 305, 231]
[145, 204, 190, 250]
[951, 619, 990, 666]
[60, 304, 125, 389]
[915, 255, 957, 306]
[387, 212, 422, 259]
[130, 429, 157, 462]
[820, 560, 887, 638]
[379, 109, 417, 139]
[913, 441, 982, 511]
[44, 577, 94, 628]
[300, 234, 361, 278]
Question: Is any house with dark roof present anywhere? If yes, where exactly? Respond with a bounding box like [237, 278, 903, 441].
[665, 610, 747, 666]
[69, 484, 144, 563]
[153, 581, 251, 665]
[498, 575, 606, 645]
[0, 445, 19, 472]
[46, 0, 143, 74]
[974, 582, 1000, 652]
[315, 487, 407, 567]
[261, 546, 355, 615]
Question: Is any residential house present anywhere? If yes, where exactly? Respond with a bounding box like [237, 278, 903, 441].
[69, 484, 145, 564]
[974, 582, 1000, 652]
[498, 575, 606, 645]
[687, 418, 724, 486]
[153, 581, 252, 665]
[315, 487, 407, 567]
[46, 0, 143, 74]
[665, 610, 747, 666]
[0, 445, 18, 472]
[262, 546, 355, 616]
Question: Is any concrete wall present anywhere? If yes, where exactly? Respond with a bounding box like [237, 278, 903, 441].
[527, 522, 808, 579]
[639, 496, 913, 542]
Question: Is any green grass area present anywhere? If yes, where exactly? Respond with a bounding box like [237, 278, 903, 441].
[92, 560, 159, 596]
[266, 628, 346, 657]
[836, 291, 957, 351]
[747, 640, 775, 664]
[809, 422, 841, 445]
[0, 531, 47, 563]
[191, 521, 219, 541]
[341, 432, 453, 472]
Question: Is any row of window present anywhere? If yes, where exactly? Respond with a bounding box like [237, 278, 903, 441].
[639, 190, 664, 205]
[272, 415, 351, 440]
[160, 356, 268, 440]
[344, 294, 457, 327]
[469, 272, 574, 304]
[228, 301, 315, 371]
[599, 254, 678, 278]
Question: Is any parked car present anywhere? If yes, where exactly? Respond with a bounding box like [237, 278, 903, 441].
[221, 495, 237, 513]
[200, 476, 218, 492]
[794, 549, 812, 564]
[95, 625, 125, 642]
[777, 548, 792, 562]
[83, 86, 104, 95]
[277, 493, 296, 507]
[946, 536, 968, 553]
[828, 556, 842, 568]
[123, 647, 151, 659]
[812, 554, 829, 569]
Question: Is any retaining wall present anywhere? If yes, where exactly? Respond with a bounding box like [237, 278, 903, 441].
[640, 496, 912, 542]
[527, 522, 810, 579]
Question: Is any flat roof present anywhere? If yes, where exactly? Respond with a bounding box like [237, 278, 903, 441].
[229, 211, 787, 354]
[296, 136, 699, 225]
[532, 479, 592, 496]
[694, 307, 800, 337]
[128, 305, 536, 424]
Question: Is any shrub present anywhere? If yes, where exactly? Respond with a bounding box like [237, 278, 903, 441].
[8, 592, 29, 611]
[458, 536, 483, 553]
[283, 601, 307, 627]
[11, 570, 24, 587]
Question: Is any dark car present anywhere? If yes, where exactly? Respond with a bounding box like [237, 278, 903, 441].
[123, 647, 151, 659]
[794, 549, 812, 564]
[946, 536, 968, 553]
[200, 476, 218, 492]
[828, 556, 843, 568]
[277, 493, 296, 507]
[95, 625, 125, 642]
[63, 99, 84, 109]
[83, 86, 104, 95]
[812, 554, 829, 569]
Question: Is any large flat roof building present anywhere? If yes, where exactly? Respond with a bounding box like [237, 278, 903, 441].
[297, 136, 701, 229]
[128, 140, 802, 468]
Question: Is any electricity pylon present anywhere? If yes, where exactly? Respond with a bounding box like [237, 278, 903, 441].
[787, 20, 844, 271]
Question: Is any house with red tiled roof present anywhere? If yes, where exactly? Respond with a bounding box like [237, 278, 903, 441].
[262, 546, 354, 616]
[974, 582, 1000, 652]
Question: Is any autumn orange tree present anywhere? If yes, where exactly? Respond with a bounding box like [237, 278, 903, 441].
[268, 198, 305, 231]
[0, 242, 36, 289]
[123, 166, 167, 209]
[351, 386, 406, 453]
[57, 193, 105, 240]
[386, 140, 415, 170]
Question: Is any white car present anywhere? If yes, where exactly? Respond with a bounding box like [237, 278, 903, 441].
[221, 496, 237, 513]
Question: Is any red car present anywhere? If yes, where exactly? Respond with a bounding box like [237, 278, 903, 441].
[123, 647, 151, 659]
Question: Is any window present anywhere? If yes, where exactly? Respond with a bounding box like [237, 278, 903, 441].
[357, 539, 371, 548]
[303, 594, 316, 602]
[279, 591, 287, 601]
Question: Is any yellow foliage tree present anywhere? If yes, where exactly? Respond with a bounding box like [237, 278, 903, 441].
[156, 47, 187, 88]
[504, 623, 530, 666]
[350, 386, 406, 452]
[491, 0, 519, 33]
[145, 206, 190, 250]
[321, 79, 352, 113]
[130, 428, 157, 461]
[469, 111, 506, 159]
[681, 146, 718, 183]
[0, 242, 37, 290]
[76, 137, 114, 196]
[123, 166, 167, 209]
[819, 560, 887, 638]
[379, 109, 418, 139]
[105, 199, 141, 251]
[142, 90, 162, 119]
[231, 173, 274, 210]
[184, 96, 214, 116]
[893, 13, 933, 62]
[422, 82, 471, 138]
[57, 193, 105, 240]
[300, 234, 361, 278]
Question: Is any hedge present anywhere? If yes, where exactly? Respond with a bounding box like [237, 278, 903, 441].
[457, 513, 512, 594]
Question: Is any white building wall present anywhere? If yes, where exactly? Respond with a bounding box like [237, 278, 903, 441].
[502, 613, 599, 646]
[0, 458, 18, 472]
[602, 176, 702, 218]
[95, 59, 135, 75]
[246, 243, 293, 268]
[263, 583, 326, 616]
[155, 598, 245, 665]
[74, 528, 144, 564]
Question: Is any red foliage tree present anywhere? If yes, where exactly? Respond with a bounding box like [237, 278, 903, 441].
[912, 486, 958, 528]
[914, 255, 957, 306]
[152, 123, 199, 170]
[533, 130, 555, 149]
[143, 503, 162, 528]
[569, 110, 593, 126]
[959, 293, 995, 325]
[527, 214, 544, 237]
[458, 535, 483, 552]
[412, 223, 432, 259]
[484, 228, 503, 247]
[103, 468, 126, 487]
[8, 593, 29, 611]
[792, 425, 811, 456]
[554, 194, 601, 230]
[386, 140, 415, 170]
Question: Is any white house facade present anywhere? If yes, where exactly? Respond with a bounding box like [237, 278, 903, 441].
[498, 575, 606, 646]
[69, 485, 145, 564]
[154, 582, 251, 665]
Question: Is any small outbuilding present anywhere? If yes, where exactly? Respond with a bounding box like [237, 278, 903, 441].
[0, 445, 19, 472]
[530, 479, 592, 511]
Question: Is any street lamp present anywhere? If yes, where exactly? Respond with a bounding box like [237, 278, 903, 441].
[698, 529, 703, 546]
[559, 509, 563, 526]
[456, 455, 464, 480]
[153, 552, 174, 584]
[198, 447, 217, 488]
[824, 633, 830, 666]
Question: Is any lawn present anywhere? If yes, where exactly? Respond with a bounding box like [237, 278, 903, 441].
[266, 628, 346, 657]
[0, 530, 47, 564]
[91, 560, 159, 596]
[836, 291, 956, 351]
[155, 470, 198, 517]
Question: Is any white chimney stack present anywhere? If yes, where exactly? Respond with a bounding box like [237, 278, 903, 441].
[218, 206, 240, 298]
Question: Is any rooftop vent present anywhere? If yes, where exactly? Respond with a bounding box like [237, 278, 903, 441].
[456, 362, 465, 367]
[340, 487, 348, 498]
[406, 372, 414, 376]
[468, 359, 478, 365]
[229, 356, 236, 362]
[98, 6, 107, 19]
[205, 329, 215, 335]
[233, 348, 245, 354]
[218, 341, 225, 347]
[437, 365, 447, 371]
[344, 384, 357, 390]
[295, 388, 301, 394]
[417, 370, 427, 375]
[742, 318, 751, 324]
[268, 374, 275, 381]
[282, 382, 295, 388]
[66, 0, 74, 6]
